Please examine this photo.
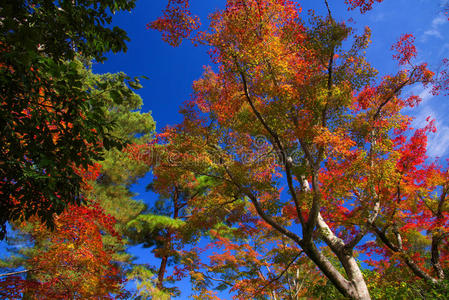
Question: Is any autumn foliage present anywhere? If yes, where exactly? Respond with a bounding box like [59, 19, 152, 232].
[143, 0, 449, 299]
[0, 202, 123, 299]
[2, 0, 449, 299]
[148, 0, 200, 47]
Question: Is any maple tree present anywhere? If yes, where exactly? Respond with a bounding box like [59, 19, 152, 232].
[145, 0, 448, 299]
[0, 203, 123, 299]
[0, 156, 123, 298]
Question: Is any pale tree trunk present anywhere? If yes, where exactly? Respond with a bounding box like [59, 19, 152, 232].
[300, 177, 371, 300]
[298, 238, 370, 300]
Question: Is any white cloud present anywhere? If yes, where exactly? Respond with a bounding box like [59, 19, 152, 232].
[424, 29, 442, 39]
[427, 125, 449, 157]
[412, 103, 434, 128]
[438, 42, 449, 56]
[432, 15, 447, 27]
[404, 87, 449, 159]
[370, 12, 386, 22]
[410, 96, 449, 158]
[422, 13, 447, 41]
[418, 87, 434, 104]
[404, 86, 434, 107]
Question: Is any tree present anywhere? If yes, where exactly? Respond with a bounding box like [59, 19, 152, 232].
[145, 0, 446, 299]
[125, 142, 212, 297]
[0, 203, 124, 299]
[0, 0, 138, 239]
[0, 156, 123, 298]
[83, 67, 159, 299]
[0, 59, 156, 299]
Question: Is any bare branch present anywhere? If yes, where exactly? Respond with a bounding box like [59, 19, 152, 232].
[0, 269, 33, 277]
[324, 0, 333, 19]
[254, 251, 303, 297]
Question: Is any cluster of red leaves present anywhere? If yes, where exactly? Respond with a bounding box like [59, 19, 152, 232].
[73, 162, 102, 191]
[391, 34, 417, 66]
[147, 0, 200, 47]
[357, 127, 449, 276]
[359, 165, 449, 276]
[345, 0, 384, 13]
[395, 117, 435, 173]
[0, 203, 123, 299]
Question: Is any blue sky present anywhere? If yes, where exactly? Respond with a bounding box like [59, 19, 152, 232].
[2, 0, 449, 299]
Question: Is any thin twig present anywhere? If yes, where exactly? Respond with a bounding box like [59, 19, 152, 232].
[253, 251, 303, 297]
[324, 0, 333, 19]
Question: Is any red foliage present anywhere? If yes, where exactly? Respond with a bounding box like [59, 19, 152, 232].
[0, 204, 123, 299]
[345, 0, 384, 13]
[147, 0, 449, 297]
[148, 0, 200, 47]
[392, 34, 417, 66]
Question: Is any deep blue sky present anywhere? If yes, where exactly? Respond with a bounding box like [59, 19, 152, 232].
[1, 0, 449, 299]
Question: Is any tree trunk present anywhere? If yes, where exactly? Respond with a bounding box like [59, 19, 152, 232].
[297, 242, 370, 299]
[156, 187, 180, 290]
[299, 177, 371, 300]
[156, 255, 168, 290]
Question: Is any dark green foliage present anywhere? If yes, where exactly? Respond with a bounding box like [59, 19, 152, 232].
[0, 0, 137, 239]
[0, 58, 121, 238]
[1, 0, 136, 63]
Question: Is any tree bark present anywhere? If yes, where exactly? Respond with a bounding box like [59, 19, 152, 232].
[157, 256, 168, 290]
[156, 187, 180, 290]
[300, 177, 371, 300]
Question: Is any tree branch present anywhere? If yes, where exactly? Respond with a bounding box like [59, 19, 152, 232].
[0, 269, 33, 277]
[222, 160, 303, 246]
[373, 69, 416, 121]
[324, 0, 333, 19]
[236, 62, 305, 228]
[345, 195, 380, 250]
[254, 251, 303, 297]
[372, 225, 439, 284]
